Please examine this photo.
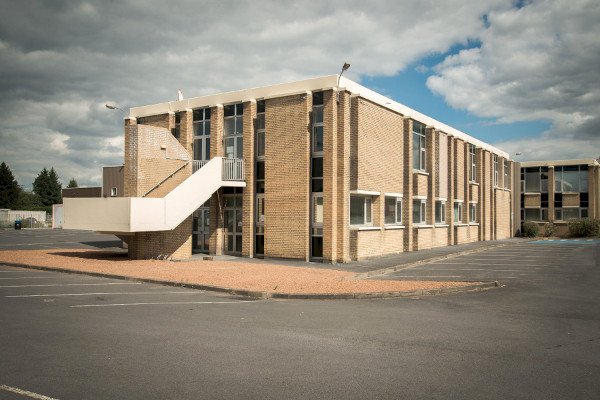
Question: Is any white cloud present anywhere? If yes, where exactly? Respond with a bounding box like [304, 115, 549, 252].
[427, 0, 600, 159]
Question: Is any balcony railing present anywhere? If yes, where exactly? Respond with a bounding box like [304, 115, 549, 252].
[222, 158, 245, 181]
[193, 158, 244, 181]
[193, 160, 209, 173]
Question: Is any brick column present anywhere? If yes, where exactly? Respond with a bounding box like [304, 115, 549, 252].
[336, 91, 351, 262]
[242, 100, 256, 257]
[123, 117, 138, 197]
[426, 126, 436, 225]
[209, 105, 224, 256]
[463, 141, 469, 228]
[476, 148, 485, 240]
[447, 136, 455, 245]
[179, 109, 193, 156]
[323, 89, 338, 262]
[403, 117, 413, 252]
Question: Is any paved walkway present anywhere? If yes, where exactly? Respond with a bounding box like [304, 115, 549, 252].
[197, 238, 529, 274]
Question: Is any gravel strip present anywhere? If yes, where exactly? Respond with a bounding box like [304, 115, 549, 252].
[0, 249, 479, 295]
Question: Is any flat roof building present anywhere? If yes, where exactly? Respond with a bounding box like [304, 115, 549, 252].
[515, 159, 600, 236]
[64, 75, 515, 261]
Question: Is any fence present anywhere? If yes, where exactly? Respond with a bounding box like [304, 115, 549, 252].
[0, 209, 49, 229]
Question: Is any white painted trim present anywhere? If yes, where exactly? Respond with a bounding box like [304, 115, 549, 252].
[454, 199, 464, 203]
[350, 189, 380, 196]
[384, 225, 405, 230]
[129, 75, 510, 158]
[384, 192, 403, 198]
[413, 195, 427, 200]
[436, 197, 447, 201]
[414, 224, 434, 229]
[413, 169, 430, 176]
[350, 226, 382, 231]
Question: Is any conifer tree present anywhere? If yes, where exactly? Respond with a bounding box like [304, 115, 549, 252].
[0, 162, 20, 209]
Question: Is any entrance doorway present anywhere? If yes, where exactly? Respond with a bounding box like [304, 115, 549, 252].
[223, 188, 243, 254]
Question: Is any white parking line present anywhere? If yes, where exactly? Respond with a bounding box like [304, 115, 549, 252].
[6, 291, 204, 298]
[0, 276, 62, 280]
[430, 262, 548, 267]
[0, 282, 142, 288]
[390, 275, 462, 278]
[0, 384, 59, 400]
[70, 300, 255, 308]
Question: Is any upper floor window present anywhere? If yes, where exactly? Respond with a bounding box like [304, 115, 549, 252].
[521, 166, 548, 193]
[256, 100, 265, 159]
[469, 144, 477, 182]
[554, 165, 588, 193]
[493, 155, 498, 186]
[504, 159, 510, 189]
[312, 92, 324, 155]
[193, 108, 211, 161]
[173, 112, 181, 139]
[412, 121, 426, 171]
[224, 103, 243, 159]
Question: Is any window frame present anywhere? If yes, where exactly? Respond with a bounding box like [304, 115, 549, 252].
[469, 144, 477, 183]
[350, 195, 373, 226]
[384, 196, 403, 225]
[493, 155, 498, 187]
[504, 159, 510, 189]
[110, 187, 117, 197]
[435, 200, 446, 224]
[412, 122, 426, 171]
[453, 201, 463, 223]
[469, 203, 477, 223]
[413, 198, 426, 225]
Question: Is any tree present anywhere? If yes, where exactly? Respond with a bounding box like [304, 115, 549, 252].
[33, 167, 62, 210]
[67, 178, 78, 188]
[0, 162, 20, 209]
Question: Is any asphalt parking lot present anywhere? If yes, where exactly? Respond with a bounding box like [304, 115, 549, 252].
[1, 231, 599, 399]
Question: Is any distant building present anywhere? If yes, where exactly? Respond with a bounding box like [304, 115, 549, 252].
[515, 159, 600, 236]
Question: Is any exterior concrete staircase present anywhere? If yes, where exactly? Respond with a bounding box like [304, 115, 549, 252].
[63, 157, 245, 233]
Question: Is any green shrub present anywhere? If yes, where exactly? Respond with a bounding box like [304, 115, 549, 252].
[522, 221, 539, 238]
[568, 218, 600, 238]
[544, 222, 556, 237]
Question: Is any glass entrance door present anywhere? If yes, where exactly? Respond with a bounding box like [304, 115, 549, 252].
[192, 206, 210, 253]
[224, 191, 243, 254]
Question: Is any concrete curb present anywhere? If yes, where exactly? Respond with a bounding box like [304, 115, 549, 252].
[0, 261, 501, 300]
[354, 242, 513, 280]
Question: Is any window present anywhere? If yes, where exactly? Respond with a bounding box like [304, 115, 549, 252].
[555, 207, 586, 220]
[110, 187, 117, 197]
[469, 144, 477, 183]
[224, 103, 243, 159]
[554, 165, 588, 193]
[256, 161, 265, 193]
[256, 101, 265, 159]
[493, 155, 498, 187]
[435, 200, 446, 224]
[311, 158, 323, 193]
[173, 112, 181, 139]
[384, 197, 402, 225]
[350, 196, 372, 226]
[193, 108, 211, 162]
[454, 202, 462, 223]
[312, 92, 324, 155]
[522, 167, 548, 193]
[524, 208, 548, 221]
[504, 160, 510, 189]
[413, 199, 426, 225]
[469, 203, 477, 223]
[412, 121, 426, 171]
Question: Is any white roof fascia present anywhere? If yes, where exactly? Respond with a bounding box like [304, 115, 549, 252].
[130, 74, 509, 158]
[519, 159, 600, 167]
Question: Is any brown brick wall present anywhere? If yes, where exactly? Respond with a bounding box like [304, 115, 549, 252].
[562, 193, 580, 207]
[351, 229, 405, 259]
[242, 100, 256, 257]
[524, 193, 541, 207]
[494, 189, 511, 239]
[323, 90, 338, 262]
[264, 93, 311, 259]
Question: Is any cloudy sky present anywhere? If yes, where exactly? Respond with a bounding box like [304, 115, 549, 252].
[0, 0, 598, 189]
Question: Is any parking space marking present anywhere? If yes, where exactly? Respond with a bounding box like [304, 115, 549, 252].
[70, 300, 255, 308]
[0, 276, 65, 280]
[429, 262, 548, 267]
[6, 291, 204, 298]
[0, 384, 59, 400]
[0, 282, 143, 288]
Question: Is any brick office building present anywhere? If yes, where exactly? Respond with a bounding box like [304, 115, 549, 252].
[515, 159, 600, 236]
[64, 75, 514, 261]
